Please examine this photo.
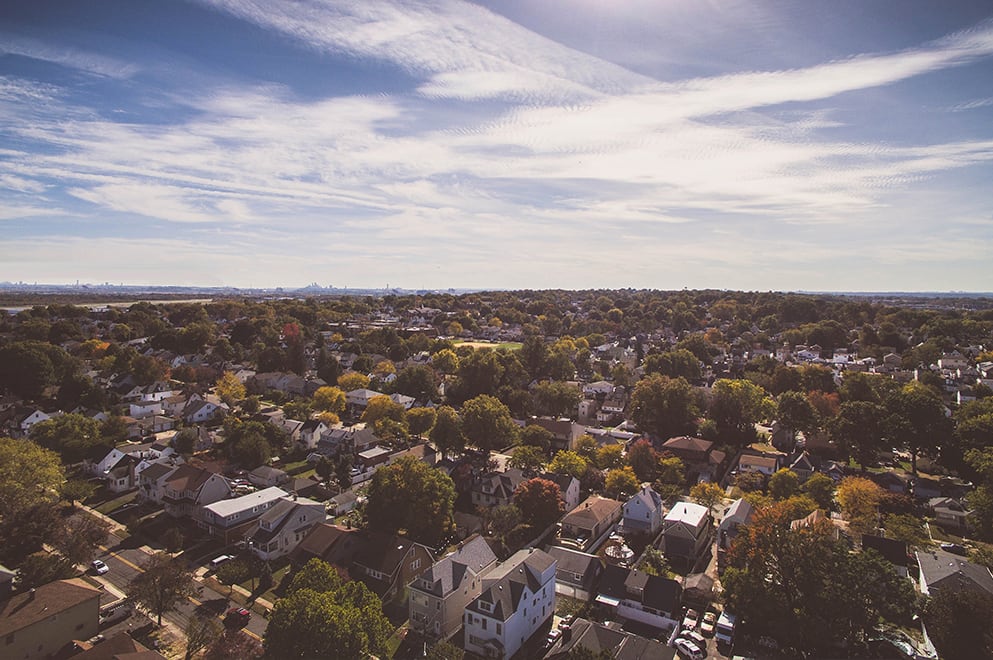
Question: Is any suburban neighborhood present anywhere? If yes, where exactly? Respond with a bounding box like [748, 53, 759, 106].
[1, 289, 992, 659]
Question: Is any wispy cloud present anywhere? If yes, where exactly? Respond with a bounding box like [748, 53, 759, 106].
[0, 34, 139, 79]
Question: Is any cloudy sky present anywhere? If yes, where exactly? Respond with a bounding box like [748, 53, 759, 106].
[2, 0, 993, 292]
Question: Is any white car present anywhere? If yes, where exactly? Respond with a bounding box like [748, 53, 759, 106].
[91, 559, 109, 575]
[210, 554, 235, 569]
[675, 638, 704, 660]
[679, 629, 708, 649]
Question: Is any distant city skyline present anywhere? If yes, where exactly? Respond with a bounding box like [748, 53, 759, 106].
[2, 1, 993, 291]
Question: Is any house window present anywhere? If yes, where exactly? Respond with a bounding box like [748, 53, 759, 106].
[482, 619, 487, 631]
[411, 558, 421, 571]
[496, 623, 502, 635]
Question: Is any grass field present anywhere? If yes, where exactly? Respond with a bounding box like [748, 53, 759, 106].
[452, 340, 523, 351]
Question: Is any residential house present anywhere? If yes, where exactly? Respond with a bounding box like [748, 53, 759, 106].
[71, 631, 166, 659]
[390, 393, 416, 409]
[358, 446, 392, 472]
[917, 549, 993, 597]
[530, 417, 587, 452]
[559, 496, 623, 552]
[583, 381, 615, 397]
[248, 465, 289, 488]
[861, 534, 909, 578]
[409, 535, 498, 640]
[928, 497, 972, 533]
[17, 408, 51, 436]
[299, 419, 328, 450]
[594, 565, 682, 633]
[245, 496, 327, 561]
[546, 546, 603, 601]
[129, 399, 164, 420]
[541, 472, 582, 513]
[736, 452, 781, 477]
[463, 547, 557, 660]
[351, 532, 434, 603]
[199, 487, 290, 544]
[328, 491, 359, 516]
[345, 388, 386, 415]
[137, 461, 179, 504]
[161, 465, 232, 518]
[291, 523, 366, 571]
[619, 483, 664, 536]
[545, 617, 676, 660]
[790, 509, 841, 539]
[0, 578, 102, 660]
[182, 399, 223, 424]
[658, 501, 712, 571]
[716, 498, 754, 574]
[785, 450, 817, 482]
[472, 469, 527, 509]
[660, 436, 725, 481]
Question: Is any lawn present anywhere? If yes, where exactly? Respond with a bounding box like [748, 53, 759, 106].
[93, 489, 138, 515]
[452, 340, 522, 351]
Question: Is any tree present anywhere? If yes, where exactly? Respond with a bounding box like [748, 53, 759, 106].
[461, 394, 517, 452]
[313, 386, 346, 413]
[923, 588, 993, 660]
[532, 381, 581, 417]
[604, 467, 639, 499]
[215, 371, 246, 406]
[643, 348, 702, 382]
[30, 413, 108, 464]
[514, 478, 564, 529]
[264, 558, 391, 659]
[0, 342, 56, 399]
[690, 482, 724, 510]
[836, 476, 884, 534]
[362, 395, 407, 428]
[185, 615, 222, 660]
[709, 378, 775, 444]
[204, 630, 264, 660]
[337, 372, 370, 392]
[16, 553, 76, 588]
[829, 401, 886, 470]
[393, 364, 438, 401]
[776, 391, 817, 444]
[637, 546, 672, 578]
[629, 375, 698, 439]
[768, 468, 800, 500]
[425, 640, 465, 660]
[508, 445, 546, 475]
[129, 551, 197, 625]
[61, 479, 97, 508]
[883, 513, 927, 548]
[430, 406, 464, 458]
[432, 348, 459, 375]
[595, 444, 624, 470]
[52, 512, 110, 565]
[884, 381, 952, 474]
[626, 439, 658, 483]
[0, 437, 64, 518]
[404, 407, 435, 438]
[215, 559, 252, 597]
[519, 424, 554, 451]
[366, 456, 455, 545]
[548, 450, 589, 480]
[801, 472, 836, 510]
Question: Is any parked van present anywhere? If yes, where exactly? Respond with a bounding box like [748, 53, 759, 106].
[715, 611, 736, 646]
[99, 600, 133, 627]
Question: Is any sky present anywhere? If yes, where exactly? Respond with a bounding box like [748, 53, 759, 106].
[1, 0, 993, 292]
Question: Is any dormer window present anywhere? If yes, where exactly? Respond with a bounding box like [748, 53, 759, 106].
[478, 601, 493, 613]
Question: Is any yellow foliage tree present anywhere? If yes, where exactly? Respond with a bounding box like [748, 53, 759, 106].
[313, 386, 346, 413]
[836, 476, 884, 534]
[337, 372, 370, 392]
[215, 371, 246, 406]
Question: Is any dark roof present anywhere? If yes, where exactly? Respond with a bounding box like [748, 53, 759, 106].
[547, 546, 600, 578]
[293, 523, 366, 567]
[466, 548, 555, 622]
[597, 564, 632, 602]
[918, 550, 993, 596]
[861, 534, 908, 567]
[139, 462, 176, 482]
[71, 631, 165, 660]
[163, 464, 216, 492]
[414, 535, 497, 598]
[562, 496, 622, 529]
[353, 532, 429, 576]
[661, 436, 712, 453]
[0, 579, 102, 638]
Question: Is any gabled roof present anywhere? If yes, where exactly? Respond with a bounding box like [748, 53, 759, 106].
[563, 496, 623, 528]
[625, 484, 662, 513]
[139, 462, 176, 482]
[661, 436, 712, 454]
[546, 546, 600, 578]
[664, 501, 709, 526]
[163, 464, 217, 492]
[0, 578, 102, 637]
[467, 548, 555, 621]
[293, 523, 366, 567]
[918, 549, 993, 596]
[353, 532, 429, 576]
[414, 535, 497, 598]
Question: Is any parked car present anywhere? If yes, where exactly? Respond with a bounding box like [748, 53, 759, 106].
[210, 554, 235, 569]
[224, 607, 251, 628]
[940, 542, 967, 556]
[678, 629, 708, 649]
[558, 614, 576, 630]
[674, 638, 705, 660]
[681, 608, 700, 631]
[700, 611, 717, 636]
[91, 559, 109, 575]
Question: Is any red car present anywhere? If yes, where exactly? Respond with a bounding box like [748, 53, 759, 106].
[224, 607, 251, 628]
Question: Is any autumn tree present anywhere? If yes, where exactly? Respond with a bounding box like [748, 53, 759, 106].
[337, 371, 370, 392]
[406, 406, 437, 437]
[366, 456, 455, 545]
[431, 348, 459, 375]
[313, 386, 346, 414]
[836, 476, 884, 534]
[604, 467, 639, 499]
[626, 439, 658, 483]
[129, 551, 197, 625]
[215, 371, 246, 406]
[514, 478, 564, 529]
[690, 482, 724, 510]
[461, 394, 517, 452]
[548, 450, 589, 481]
[595, 444, 624, 470]
[768, 468, 800, 501]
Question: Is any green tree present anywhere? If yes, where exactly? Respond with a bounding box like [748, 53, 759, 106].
[0, 342, 56, 399]
[337, 372, 370, 392]
[768, 468, 800, 501]
[513, 478, 564, 529]
[432, 348, 459, 375]
[776, 391, 817, 444]
[129, 551, 197, 625]
[0, 436, 64, 517]
[16, 552, 76, 589]
[626, 439, 658, 483]
[604, 467, 639, 499]
[643, 348, 703, 382]
[882, 513, 927, 548]
[629, 375, 699, 439]
[690, 482, 724, 509]
[52, 512, 110, 565]
[519, 424, 555, 451]
[709, 378, 775, 445]
[60, 479, 97, 508]
[430, 405, 464, 458]
[532, 381, 581, 417]
[508, 445, 547, 474]
[393, 364, 439, 401]
[923, 588, 993, 660]
[30, 413, 108, 464]
[637, 546, 672, 578]
[185, 615, 222, 660]
[829, 401, 886, 470]
[461, 394, 517, 452]
[265, 559, 391, 659]
[215, 559, 252, 597]
[406, 406, 437, 437]
[366, 456, 455, 545]
[595, 444, 624, 470]
[884, 381, 952, 474]
[801, 472, 836, 510]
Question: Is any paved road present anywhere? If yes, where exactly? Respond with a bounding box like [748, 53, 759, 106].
[94, 537, 269, 643]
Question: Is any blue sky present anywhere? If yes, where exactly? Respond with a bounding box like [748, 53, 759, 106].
[2, 0, 992, 291]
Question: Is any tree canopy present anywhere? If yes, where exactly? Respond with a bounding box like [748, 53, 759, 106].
[366, 455, 455, 545]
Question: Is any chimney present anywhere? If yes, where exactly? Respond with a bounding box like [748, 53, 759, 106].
[28, 588, 36, 601]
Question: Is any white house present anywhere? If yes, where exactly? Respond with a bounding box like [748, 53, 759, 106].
[18, 409, 51, 436]
[183, 399, 224, 424]
[199, 487, 289, 544]
[620, 483, 664, 536]
[541, 472, 582, 513]
[299, 419, 328, 450]
[463, 548, 557, 660]
[658, 501, 712, 570]
[245, 496, 326, 561]
[128, 400, 163, 420]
